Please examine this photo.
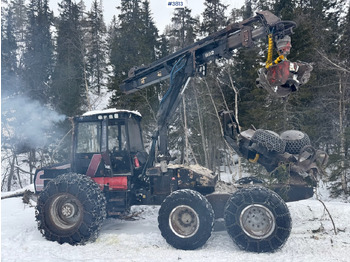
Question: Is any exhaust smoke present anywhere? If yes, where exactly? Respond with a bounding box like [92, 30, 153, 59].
[1, 93, 66, 153]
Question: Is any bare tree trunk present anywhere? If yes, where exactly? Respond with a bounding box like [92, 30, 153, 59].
[29, 149, 36, 184]
[318, 51, 349, 195]
[182, 95, 189, 164]
[226, 67, 242, 179]
[15, 156, 23, 188]
[142, 90, 158, 122]
[84, 62, 92, 111]
[339, 74, 348, 194]
[227, 68, 241, 132]
[194, 86, 209, 168]
[7, 153, 16, 192]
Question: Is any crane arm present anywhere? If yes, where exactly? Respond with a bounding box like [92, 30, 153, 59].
[119, 11, 312, 170]
[120, 11, 296, 94]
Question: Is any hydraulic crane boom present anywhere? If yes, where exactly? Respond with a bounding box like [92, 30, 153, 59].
[120, 10, 312, 170]
[121, 11, 296, 94]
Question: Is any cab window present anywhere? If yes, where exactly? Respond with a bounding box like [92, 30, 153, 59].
[108, 122, 126, 151]
[128, 118, 144, 152]
[76, 122, 101, 153]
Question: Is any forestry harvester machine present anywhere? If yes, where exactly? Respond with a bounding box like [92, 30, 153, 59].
[34, 11, 327, 253]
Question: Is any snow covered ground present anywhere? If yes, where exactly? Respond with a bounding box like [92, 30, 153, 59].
[1, 187, 350, 262]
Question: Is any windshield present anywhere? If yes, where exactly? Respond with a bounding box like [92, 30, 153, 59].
[76, 122, 101, 153]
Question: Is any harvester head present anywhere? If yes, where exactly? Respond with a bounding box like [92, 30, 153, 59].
[256, 30, 313, 97]
[256, 61, 313, 97]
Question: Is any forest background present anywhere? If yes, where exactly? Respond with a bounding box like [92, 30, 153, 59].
[1, 0, 349, 197]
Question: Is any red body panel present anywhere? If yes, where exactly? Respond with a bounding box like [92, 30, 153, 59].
[266, 61, 290, 85]
[86, 154, 102, 177]
[92, 176, 128, 191]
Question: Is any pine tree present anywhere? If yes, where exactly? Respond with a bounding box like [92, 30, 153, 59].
[51, 0, 85, 116]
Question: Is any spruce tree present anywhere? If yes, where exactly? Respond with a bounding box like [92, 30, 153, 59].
[167, 7, 198, 51]
[201, 0, 227, 35]
[109, 0, 157, 91]
[192, 1, 229, 170]
[109, 0, 159, 113]
[327, 3, 350, 196]
[9, 0, 27, 67]
[23, 0, 54, 103]
[86, 0, 108, 95]
[51, 0, 85, 116]
[164, 7, 200, 165]
[1, 6, 19, 95]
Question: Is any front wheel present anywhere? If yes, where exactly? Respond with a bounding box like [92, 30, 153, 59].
[35, 173, 106, 245]
[158, 189, 214, 250]
[224, 186, 291, 252]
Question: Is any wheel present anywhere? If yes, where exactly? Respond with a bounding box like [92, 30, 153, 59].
[158, 189, 215, 250]
[251, 129, 286, 154]
[224, 186, 291, 253]
[280, 130, 311, 154]
[35, 173, 106, 245]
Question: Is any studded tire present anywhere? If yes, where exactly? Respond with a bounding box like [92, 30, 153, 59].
[224, 186, 291, 253]
[35, 173, 106, 245]
[251, 129, 286, 154]
[280, 130, 311, 154]
[158, 189, 215, 250]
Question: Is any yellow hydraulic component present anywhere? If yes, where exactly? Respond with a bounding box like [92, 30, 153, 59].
[249, 153, 260, 163]
[274, 55, 285, 64]
[265, 34, 274, 69]
[265, 34, 286, 69]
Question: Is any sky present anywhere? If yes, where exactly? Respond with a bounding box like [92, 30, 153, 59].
[49, 0, 246, 34]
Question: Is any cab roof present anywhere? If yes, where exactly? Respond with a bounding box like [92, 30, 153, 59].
[76, 108, 142, 122]
[82, 108, 141, 117]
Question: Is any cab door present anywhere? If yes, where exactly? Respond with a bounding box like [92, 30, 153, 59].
[107, 120, 132, 175]
[73, 120, 102, 175]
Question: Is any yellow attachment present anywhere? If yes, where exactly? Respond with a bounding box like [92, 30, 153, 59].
[265, 34, 274, 69]
[249, 153, 260, 163]
[265, 34, 287, 69]
[274, 55, 285, 64]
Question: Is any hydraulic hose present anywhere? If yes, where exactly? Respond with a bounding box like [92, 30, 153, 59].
[265, 34, 274, 69]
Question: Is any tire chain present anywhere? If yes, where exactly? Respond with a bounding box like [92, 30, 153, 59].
[251, 129, 286, 154]
[36, 173, 106, 245]
[281, 131, 311, 154]
[224, 186, 291, 252]
[158, 189, 215, 250]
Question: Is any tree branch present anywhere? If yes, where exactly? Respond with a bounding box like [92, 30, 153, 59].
[316, 50, 350, 73]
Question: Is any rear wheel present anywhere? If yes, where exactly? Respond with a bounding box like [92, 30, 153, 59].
[158, 189, 214, 250]
[224, 186, 291, 253]
[280, 130, 310, 154]
[36, 173, 106, 245]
